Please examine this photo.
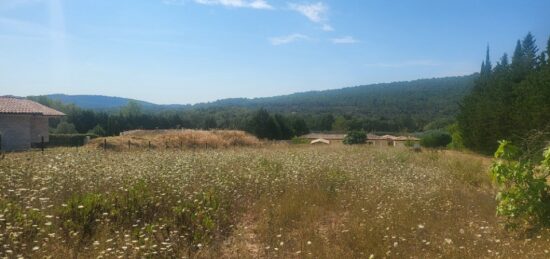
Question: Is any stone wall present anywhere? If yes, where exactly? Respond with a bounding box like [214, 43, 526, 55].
[30, 116, 49, 143]
[0, 114, 31, 151]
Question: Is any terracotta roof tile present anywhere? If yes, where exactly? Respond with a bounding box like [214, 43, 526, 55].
[0, 96, 65, 116]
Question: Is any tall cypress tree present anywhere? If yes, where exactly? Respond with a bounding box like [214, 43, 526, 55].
[484, 45, 492, 74]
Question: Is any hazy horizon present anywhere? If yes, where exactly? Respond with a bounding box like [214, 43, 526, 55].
[1, 0, 549, 104]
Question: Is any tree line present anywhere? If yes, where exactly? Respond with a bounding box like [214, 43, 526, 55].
[29, 96, 311, 140]
[457, 32, 550, 155]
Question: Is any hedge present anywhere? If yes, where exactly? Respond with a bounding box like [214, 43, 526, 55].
[48, 134, 99, 147]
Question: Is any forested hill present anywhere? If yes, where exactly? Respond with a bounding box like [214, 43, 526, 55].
[28, 74, 476, 134]
[38, 75, 476, 120]
[198, 75, 476, 118]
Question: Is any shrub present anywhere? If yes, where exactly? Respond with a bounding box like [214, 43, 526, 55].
[291, 137, 309, 144]
[420, 131, 452, 148]
[447, 123, 465, 150]
[55, 121, 78, 134]
[343, 130, 366, 145]
[87, 124, 106, 136]
[491, 141, 550, 227]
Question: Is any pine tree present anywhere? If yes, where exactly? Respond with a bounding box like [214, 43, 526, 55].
[512, 40, 523, 64]
[522, 32, 538, 70]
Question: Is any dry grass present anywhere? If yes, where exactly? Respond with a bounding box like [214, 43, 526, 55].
[1, 145, 549, 258]
[86, 129, 261, 150]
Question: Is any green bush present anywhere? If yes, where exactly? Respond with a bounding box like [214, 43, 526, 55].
[491, 141, 550, 227]
[420, 131, 452, 148]
[87, 124, 106, 136]
[291, 137, 309, 144]
[55, 121, 78, 134]
[343, 130, 366, 145]
[49, 134, 99, 147]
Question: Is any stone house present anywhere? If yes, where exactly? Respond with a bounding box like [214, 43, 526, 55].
[0, 96, 65, 151]
[366, 134, 420, 147]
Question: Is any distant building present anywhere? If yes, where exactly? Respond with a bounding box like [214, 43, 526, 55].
[367, 134, 420, 147]
[0, 97, 65, 151]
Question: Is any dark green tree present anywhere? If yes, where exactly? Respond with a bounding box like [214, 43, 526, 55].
[274, 114, 294, 140]
[420, 131, 452, 148]
[343, 130, 367, 145]
[522, 32, 539, 70]
[290, 117, 309, 137]
[247, 109, 281, 140]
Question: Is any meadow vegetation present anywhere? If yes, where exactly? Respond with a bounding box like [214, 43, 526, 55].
[1, 145, 549, 258]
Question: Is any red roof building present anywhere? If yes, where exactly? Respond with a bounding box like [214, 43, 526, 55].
[0, 96, 65, 151]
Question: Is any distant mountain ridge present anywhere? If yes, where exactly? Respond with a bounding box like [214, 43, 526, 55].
[34, 74, 476, 121]
[42, 94, 162, 110]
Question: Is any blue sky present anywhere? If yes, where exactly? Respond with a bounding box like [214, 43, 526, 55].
[1, 0, 549, 104]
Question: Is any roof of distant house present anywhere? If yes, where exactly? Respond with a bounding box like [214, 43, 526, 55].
[0, 96, 65, 116]
[301, 133, 347, 140]
[368, 134, 420, 141]
[311, 138, 330, 144]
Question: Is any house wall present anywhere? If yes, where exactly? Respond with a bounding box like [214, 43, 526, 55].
[30, 116, 49, 143]
[372, 140, 391, 146]
[394, 141, 407, 148]
[0, 114, 31, 151]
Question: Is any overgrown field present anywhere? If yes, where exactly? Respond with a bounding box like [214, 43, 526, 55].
[1, 146, 549, 258]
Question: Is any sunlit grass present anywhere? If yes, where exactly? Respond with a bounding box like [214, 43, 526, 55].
[1, 145, 549, 258]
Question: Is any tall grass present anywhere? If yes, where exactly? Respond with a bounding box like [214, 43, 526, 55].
[0, 145, 548, 258]
[86, 129, 261, 150]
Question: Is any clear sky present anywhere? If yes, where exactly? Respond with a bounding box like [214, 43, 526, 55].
[1, 0, 549, 104]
